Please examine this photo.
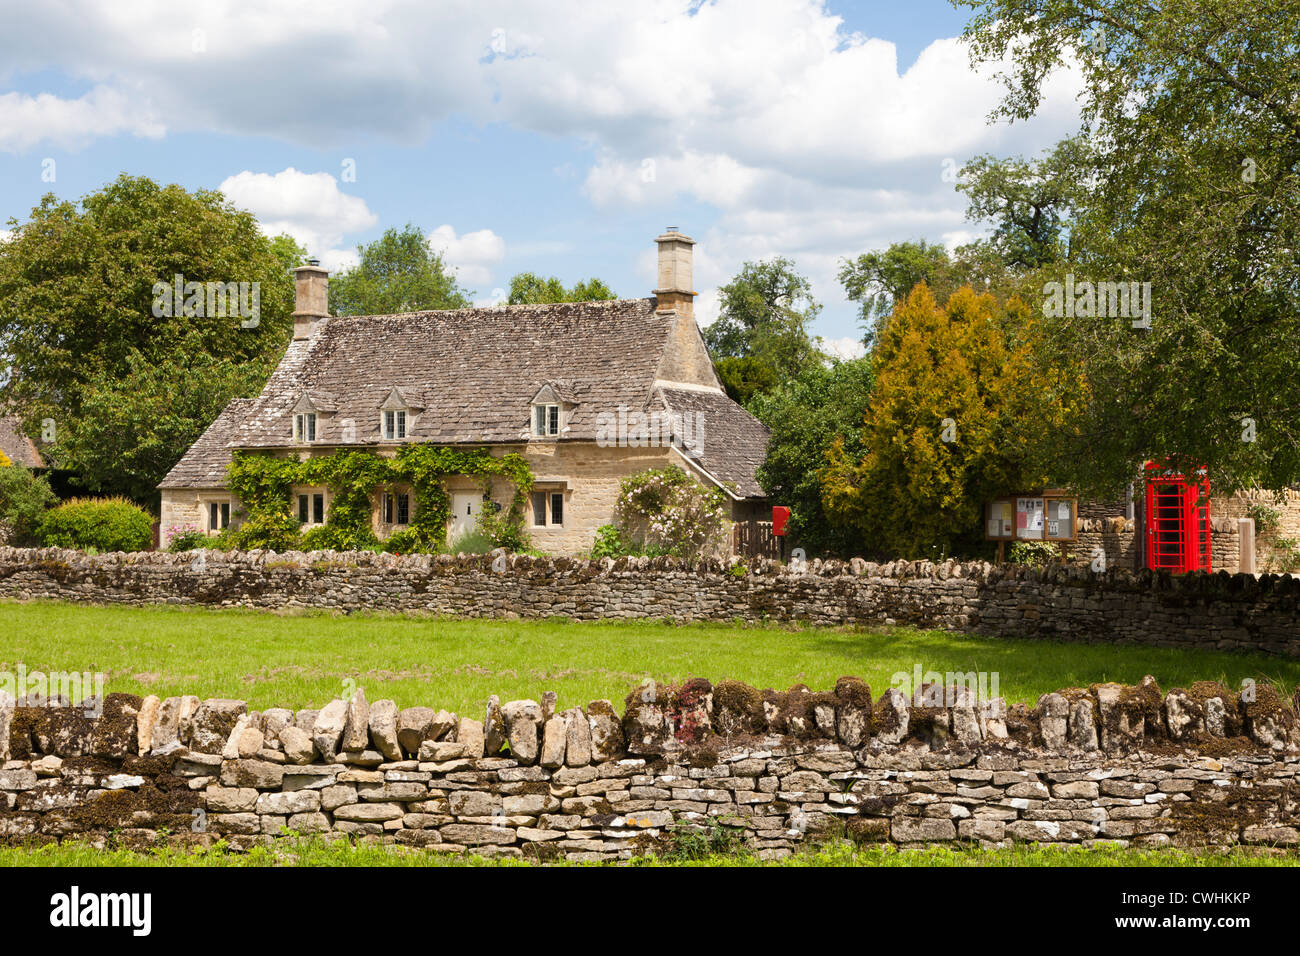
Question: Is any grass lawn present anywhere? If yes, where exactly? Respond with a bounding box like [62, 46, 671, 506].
[1, 598, 1295, 715]
[2, 837, 1297, 867]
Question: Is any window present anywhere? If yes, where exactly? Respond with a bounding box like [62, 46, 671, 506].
[297, 494, 309, 524]
[382, 492, 411, 526]
[208, 502, 230, 532]
[383, 409, 407, 440]
[313, 493, 325, 525]
[531, 490, 565, 527]
[294, 412, 317, 443]
[533, 403, 559, 437]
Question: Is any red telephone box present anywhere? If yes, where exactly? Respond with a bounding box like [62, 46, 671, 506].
[1143, 462, 1211, 572]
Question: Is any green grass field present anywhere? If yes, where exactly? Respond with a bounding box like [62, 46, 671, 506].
[1, 598, 1295, 715]
[2, 838, 1296, 867]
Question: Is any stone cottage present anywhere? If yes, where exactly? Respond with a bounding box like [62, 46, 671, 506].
[158, 230, 771, 555]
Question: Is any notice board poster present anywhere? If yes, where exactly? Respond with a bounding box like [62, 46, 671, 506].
[986, 500, 1014, 538]
[1016, 497, 1044, 540]
[1045, 498, 1075, 540]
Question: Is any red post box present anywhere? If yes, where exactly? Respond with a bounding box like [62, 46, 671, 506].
[772, 506, 791, 537]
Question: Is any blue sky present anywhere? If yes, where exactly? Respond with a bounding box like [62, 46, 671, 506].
[0, 0, 1081, 355]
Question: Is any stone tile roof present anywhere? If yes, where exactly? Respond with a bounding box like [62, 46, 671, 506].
[656, 387, 771, 499]
[158, 399, 255, 489]
[160, 297, 771, 498]
[239, 298, 671, 447]
[0, 417, 43, 469]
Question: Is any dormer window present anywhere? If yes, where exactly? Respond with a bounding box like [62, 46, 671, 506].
[294, 412, 317, 443]
[383, 410, 407, 440]
[534, 404, 559, 437]
[379, 386, 420, 442]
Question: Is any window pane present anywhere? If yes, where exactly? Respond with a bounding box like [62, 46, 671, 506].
[397, 411, 406, 439]
[210, 502, 219, 531]
[313, 494, 324, 524]
[298, 495, 308, 523]
[398, 494, 409, 525]
[384, 411, 394, 439]
[383, 493, 392, 524]
[550, 493, 563, 525]
[307, 414, 316, 441]
[221, 503, 230, 528]
[534, 405, 545, 436]
[548, 405, 559, 435]
[532, 491, 547, 526]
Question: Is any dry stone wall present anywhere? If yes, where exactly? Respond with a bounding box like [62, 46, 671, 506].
[3, 547, 1300, 657]
[2, 676, 1300, 859]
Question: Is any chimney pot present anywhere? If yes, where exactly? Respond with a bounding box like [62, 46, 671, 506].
[293, 262, 329, 340]
[654, 228, 696, 318]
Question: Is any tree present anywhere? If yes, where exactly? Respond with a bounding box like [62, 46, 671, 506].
[0, 463, 56, 546]
[703, 257, 822, 398]
[56, 353, 268, 501]
[749, 356, 874, 556]
[330, 225, 471, 315]
[506, 273, 615, 304]
[957, 0, 1300, 498]
[714, 356, 779, 406]
[839, 240, 1022, 346]
[839, 241, 960, 345]
[820, 284, 1082, 558]
[957, 137, 1092, 269]
[0, 174, 300, 500]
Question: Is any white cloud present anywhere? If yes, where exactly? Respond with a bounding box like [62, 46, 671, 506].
[0, 229, 13, 243]
[0, 85, 164, 152]
[4, 0, 1085, 335]
[821, 336, 866, 360]
[218, 167, 377, 265]
[427, 224, 506, 288]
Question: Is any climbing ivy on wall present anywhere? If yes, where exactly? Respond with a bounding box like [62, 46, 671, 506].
[226, 446, 534, 553]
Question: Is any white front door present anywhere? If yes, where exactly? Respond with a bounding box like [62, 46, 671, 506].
[449, 493, 481, 542]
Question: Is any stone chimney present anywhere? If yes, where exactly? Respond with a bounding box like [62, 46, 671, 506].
[654, 227, 696, 318]
[293, 259, 329, 340]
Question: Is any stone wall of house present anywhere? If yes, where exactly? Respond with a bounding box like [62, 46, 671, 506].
[4, 547, 1300, 657]
[2, 677, 1297, 859]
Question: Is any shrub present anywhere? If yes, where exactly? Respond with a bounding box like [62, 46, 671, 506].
[590, 524, 635, 559]
[228, 510, 299, 552]
[0, 464, 58, 546]
[1006, 540, 1062, 567]
[447, 529, 497, 555]
[614, 468, 730, 561]
[37, 497, 154, 553]
[164, 524, 208, 553]
[300, 524, 379, 553]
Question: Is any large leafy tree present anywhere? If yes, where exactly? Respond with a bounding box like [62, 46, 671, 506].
[330, 225, 471, 315]
[957, 0, 1300, 497]
[0, 174, 301, 500]
[506, 273, 615, 304]
[839, 240, 1022, 346]
[703, 257, 822, 402]
[957, 136, 1092, 269]
[821, 284, 1083, 558]
[749, 356, 874, 556]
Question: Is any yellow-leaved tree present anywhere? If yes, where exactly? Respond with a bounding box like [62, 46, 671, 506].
[821, 282, 1083, 558]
